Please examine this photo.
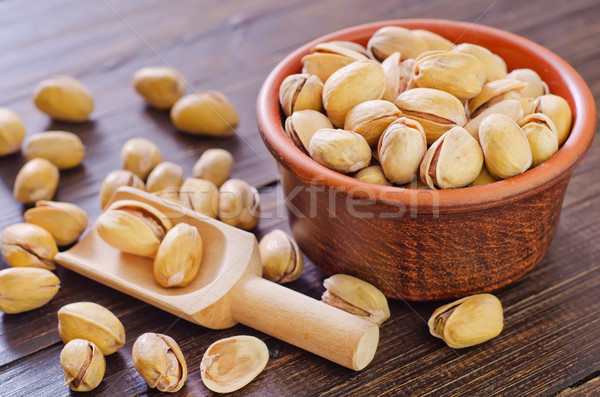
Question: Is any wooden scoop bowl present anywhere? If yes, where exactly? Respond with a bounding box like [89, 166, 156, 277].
[55, 187, 379, 371]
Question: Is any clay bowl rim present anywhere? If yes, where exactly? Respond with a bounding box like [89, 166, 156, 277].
[257, 19, 596, 214]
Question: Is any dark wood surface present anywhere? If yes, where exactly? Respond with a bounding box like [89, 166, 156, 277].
[0, 0, 598, 396]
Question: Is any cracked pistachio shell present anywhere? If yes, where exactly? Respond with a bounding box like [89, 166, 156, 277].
[179, 178, 219, 219]
[464, 99, 524, 142]
[395, 87, 467, 145]
[420, 127, 483, 189]
[507, 68, 549, 99]
[322, 60, 386, 127]
[192, 148, 234, 188]
[60, 339, 106, 392]
[353, 165, 391, 186]
[413, 51, 486, 100]
[301, 43, 367, 83]
[468, 165, 499, 187]
[479, 114, 532, 179]
[100, 170, 146, 209]
[200, 335, 269, 394]
[534, 94, 572, 146]
[258, 229, 303, 284]
[467, 79, 527, 118]
[0, 267, 60, 314]
[518, 97, 537, 118]
[428, 294, 504, 349]
[308, 128, 372, 173]
[285, 110, 333, 154]
[322, 274, 390, 325]
[23, 131, 85, 170]
[344, 100, 401, 146]
[367, 26, 428, 61]
[279, 73, 324, 117]
[154, 223, 203, 288]
[0, 108, 25, 156]
[13, 158, 59, 204]
[519, 113, 559, 167]
[146, 162, 184, 193]
[452, 43, 507, 82]
[218, 179, 260, 230]
[32, 75, 94, 122]
[378, 117, 427, 185]
[132, 66, 185, 109]
[24, 201, 88, 246]
[326, 41, 368, 56]
[171, 91, 239, 137]
[133, 333, 187, 392]
[412, 29, 455, 51]
[381, 53, 414, 102]
[1, 223, 57, 269]
[58, 302, 126, 355]
[121, 137, 162, 180]
[96, 199, 172, 258]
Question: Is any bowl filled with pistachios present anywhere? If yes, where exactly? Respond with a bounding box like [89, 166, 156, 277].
[257, 19, 596, 301]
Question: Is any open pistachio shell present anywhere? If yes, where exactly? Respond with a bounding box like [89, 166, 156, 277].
[1, 223, 57, 270]
[467, 79, 527, 118]
[133, 333, 187, 392]
[452, 43, 507, 82]
[279, 73, 324, 117]
[258, 229, 303, 284]
[464, 99, 524, 142]
[381, 53, 414, 102]
[367, 26, 428, 61]
[519, 113, 559, 167]
[344, 100, 401, 146]
[60, 339, 106, 392]
[534, 94, 572, 146]
[507, 68, 549, 98]
[285, 110, 333, 154]
[301, 42, 367, 83]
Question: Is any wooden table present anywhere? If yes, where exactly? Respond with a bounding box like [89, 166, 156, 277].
[1, 0, 599, 395]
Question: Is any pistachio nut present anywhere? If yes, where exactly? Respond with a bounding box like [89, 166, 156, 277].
[452, 43, 507, 82]
[367, 26, 428, 61]
[96, 199, 172, 258]
[146, 162, 184, 193]
[468, 165, 499, 187]
[0, 267, 60, 314]
[179, 178, 219, 219]
[428, 293, 504, 348]
[24, 201, 88, 246]
[479, 114, 532, 179]
[1, 223, 57, 270]
[412, 51, 486, 100]
[0, 108, 25, 156]
[464, 99, 523, 142]
[279, 73, 324, 117]
[100, 170, 146, 209]
[32, 75, 94, 122]
[381, 53, 414, 102]
[301, 42, 367, 83]
[200, 335, 269, 394]
[395, 87, 467, 145]
[23, 131, 85, 170]
[518, 97, 537, 118]
[60, 339, 106, 392]
[322, 274, 390, 326]
[466, 78, 527, 118]
[308, 128, 372, 173]
[13, 158, 59, 204]
[258, 229, 303, 284]
[420, 126, 484, 189]
[519, 113, 559, 167]
[171, 91, 239, 137]
[192, 148, 234, 188]
[378, 117, 427, 185]
[327, 40, 369, 56]
[534, 94, 572, 146]
[322, 60, 386, 127]
[218, 179, 260, 230]
[132, 66, 185, 109]
[344, 100, 401, 146]
[154, 223, 203, 288]
[121, 137, 162, 180]
[353, 165, 392, 186]
[412, 29, 455, 51]
[507, 68, 549, 98]
[285, 110, 333, 154]
[132, 333, 187, 393]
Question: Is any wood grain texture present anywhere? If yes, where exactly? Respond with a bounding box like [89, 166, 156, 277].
[0, 0, 599, 396]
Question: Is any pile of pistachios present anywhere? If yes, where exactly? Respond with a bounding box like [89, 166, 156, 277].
[280, 27, 573, 189]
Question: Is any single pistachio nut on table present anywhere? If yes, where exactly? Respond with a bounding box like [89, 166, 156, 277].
[285, 109, 333, 154]
[412, 29, 455, 51]
[99, 169, 146, 209]
[322, 274, 390, 326]
[506, 68, 549, 98]
[170, 91, 239, 137]
[23, 131, 85, 170]
[179, 177, 219, 219]
[132, 66, 186, 109]
[200, 335, 269, 394]
[146, 161, 184, 193]
[32, 75, 94, 122]
[0, 108, 25, 156]
[132, 333, 187, 393]
[218, 179, 260, 230]
[344, 99, 401, 146]
[258, 229, 303, 284]
[451, 43, 507, 82]
[428, 293, 504, 348]
[301, 42, 367, 83]
[192, 148, 234, 188]
[366, 26, 428, 61]
[533, 94, 573, 146]
[308, 128, 372, 174]
[96, 199, 172, 258]
[469, 165, 499, 187]
[519, 113, 559, 167]
[466, 78, 527, 119]
[13, 158, 59, 204]
[278, 73, 324, 117]
[24, 201, 88, 246]
[57, 301, 126, 355]
[1, 223, 58, 270]
[121, 137, 163, 180]
[154, 223, 203, 288]
[60, 339, 105, 392]
[353, 165, 391, 186]
[464, 99, 523, 142]
[380, 52, 414, 102]
[0, 267, 60, 314]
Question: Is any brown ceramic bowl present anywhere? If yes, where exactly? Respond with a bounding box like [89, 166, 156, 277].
[257, 19, 596, 301]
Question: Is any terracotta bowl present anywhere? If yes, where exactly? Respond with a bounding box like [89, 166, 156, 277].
[256, 19, 596, 301]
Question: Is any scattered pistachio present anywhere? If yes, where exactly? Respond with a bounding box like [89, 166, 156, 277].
[171, 91, 239, 137]
[24, 201, 88, 246]
[0, 267, 60, 313]
[121, 137, 162, 180]
[1, 223, 57, 270]
[99, 170, 146, 209]
[32, 75, 94, 122]
[133, 333, 187, 393]
[132, 66, 186, 109]
[23, 131, 85, 170]
[13, 158, 60, 204]
[192, 148, 234, 188]
[0, 108, 25, 156]
[60, 339, 106, 392]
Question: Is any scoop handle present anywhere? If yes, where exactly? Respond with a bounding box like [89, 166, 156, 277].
[230, 274, 379, 371]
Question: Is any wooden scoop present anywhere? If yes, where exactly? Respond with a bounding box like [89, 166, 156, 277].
[55, 187, 379, 370]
